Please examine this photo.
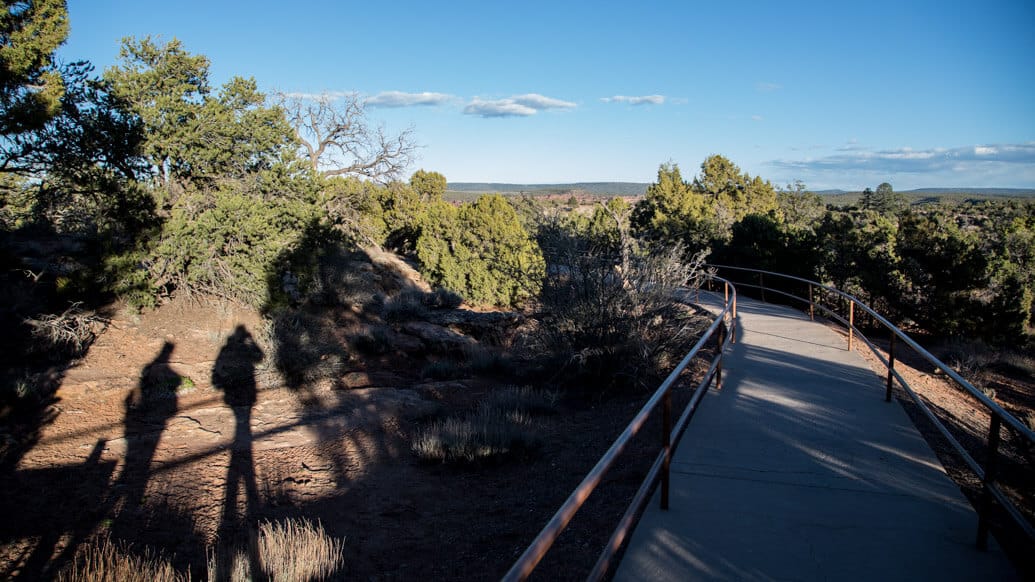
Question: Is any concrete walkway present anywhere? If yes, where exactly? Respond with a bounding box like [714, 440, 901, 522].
[613, 294, 1018, 581]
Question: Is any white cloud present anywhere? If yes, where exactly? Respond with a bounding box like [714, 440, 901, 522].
[601, 95, 666, 106]
[511, 93, 576, 110]
[755, 82, 782, 92]
[751, 114, 764, 121]
[280, 90, 355, 101]
[365, 91, 454, 108]
[463, 93, 575, 118]
[769, 143, 1035, 185]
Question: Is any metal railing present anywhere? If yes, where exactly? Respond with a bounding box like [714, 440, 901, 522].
[709, 264, 1035, 550]
[502, 275, 737, 581]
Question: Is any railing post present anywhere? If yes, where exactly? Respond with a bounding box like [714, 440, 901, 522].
[661, 390, 672, 510]
[885, 331, 896, 402]
[759, 272, 766, 302]
[724, 281, 729, 307]
[808, 284, 814, 321]
[730, 299, 737, 344]
[715, 324, 726, 390]
[848, 302, 855, 351]
[976, 414, 1002, 550]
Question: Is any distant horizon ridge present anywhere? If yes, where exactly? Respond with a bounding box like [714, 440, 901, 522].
[448, 182, 1035, 197]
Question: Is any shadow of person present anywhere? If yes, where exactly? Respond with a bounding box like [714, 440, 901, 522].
[119, 341, 181, 516]
[212, 325, 264, 580]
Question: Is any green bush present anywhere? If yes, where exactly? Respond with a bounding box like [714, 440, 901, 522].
[153, 186, 323, 308]
[416, 195, 544, 307]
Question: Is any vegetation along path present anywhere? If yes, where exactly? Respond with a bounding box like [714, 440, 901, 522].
[614, 293, 1018, 581]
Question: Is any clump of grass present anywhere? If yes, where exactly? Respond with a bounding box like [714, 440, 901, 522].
[382, 290, 429, 322]
[994, 350, 1035, 380]
[461, 344, 514, 376]
[412, 409, 540, 464]
[481, 385, 559, 417]
[423, 287, 463, 310]
[257, 518, 345, 581]
[207, 517, 345, 582]
[412, 385, 556, 464]
[57, 537, 182, 582]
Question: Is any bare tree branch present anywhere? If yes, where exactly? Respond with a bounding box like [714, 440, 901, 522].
[275, 92, 417, 183]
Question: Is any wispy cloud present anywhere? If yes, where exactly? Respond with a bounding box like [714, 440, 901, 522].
[365, 91, 454, 108]
[463, 93, 576, 118]
[280, 90, 355, 101]
[751, 114, 764, 122]
[601, 95, 666, 106]
[770, 142, 1035, 173]
[755, 82, 782, 93]
[770, 143, 1035, 182]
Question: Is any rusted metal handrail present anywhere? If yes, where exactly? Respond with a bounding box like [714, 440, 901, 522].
[709, 263, 1035, 548]
[502, 276, 736, 581]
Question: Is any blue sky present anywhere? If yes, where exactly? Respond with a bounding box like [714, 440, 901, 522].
[63, 0, 1034, 189]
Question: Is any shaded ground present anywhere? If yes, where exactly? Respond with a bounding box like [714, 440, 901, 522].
[0, 282, 712, 580]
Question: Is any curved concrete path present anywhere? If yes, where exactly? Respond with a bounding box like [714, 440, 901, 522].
[614, 294, 1018, 581]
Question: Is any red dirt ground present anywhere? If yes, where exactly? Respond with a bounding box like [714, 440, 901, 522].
[0, 296, 710, 580]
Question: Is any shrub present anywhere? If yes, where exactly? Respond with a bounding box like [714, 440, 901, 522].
[24, 302, 107, 357]
[424, 287, 463, 310]
[416, 196, 545, 307]
[58, 537, 182, 582]
[153, 186, 323, 308]
[349, 325, 394, 355]
[534, 217, 709, 392]
[265, 309, 346, 387]
[382, 289, 430, 322]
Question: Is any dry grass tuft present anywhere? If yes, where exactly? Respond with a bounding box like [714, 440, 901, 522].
[256, 517, 345, 581]
[412, 385, 555, 464]
[207, 517, 345, 582]
[57, 537, 183, 582]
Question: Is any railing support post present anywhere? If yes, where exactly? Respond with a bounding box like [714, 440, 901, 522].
[885, 331, 896, 402]
[661, 390, 672, 510]
[759, 273, 766, 302]
[808, 284, 814, 321]
[715, 325, 726, 390]
[724, 281, 729, 307]
[976, 414, 1002, 550]
[848, 301, 855, 351]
